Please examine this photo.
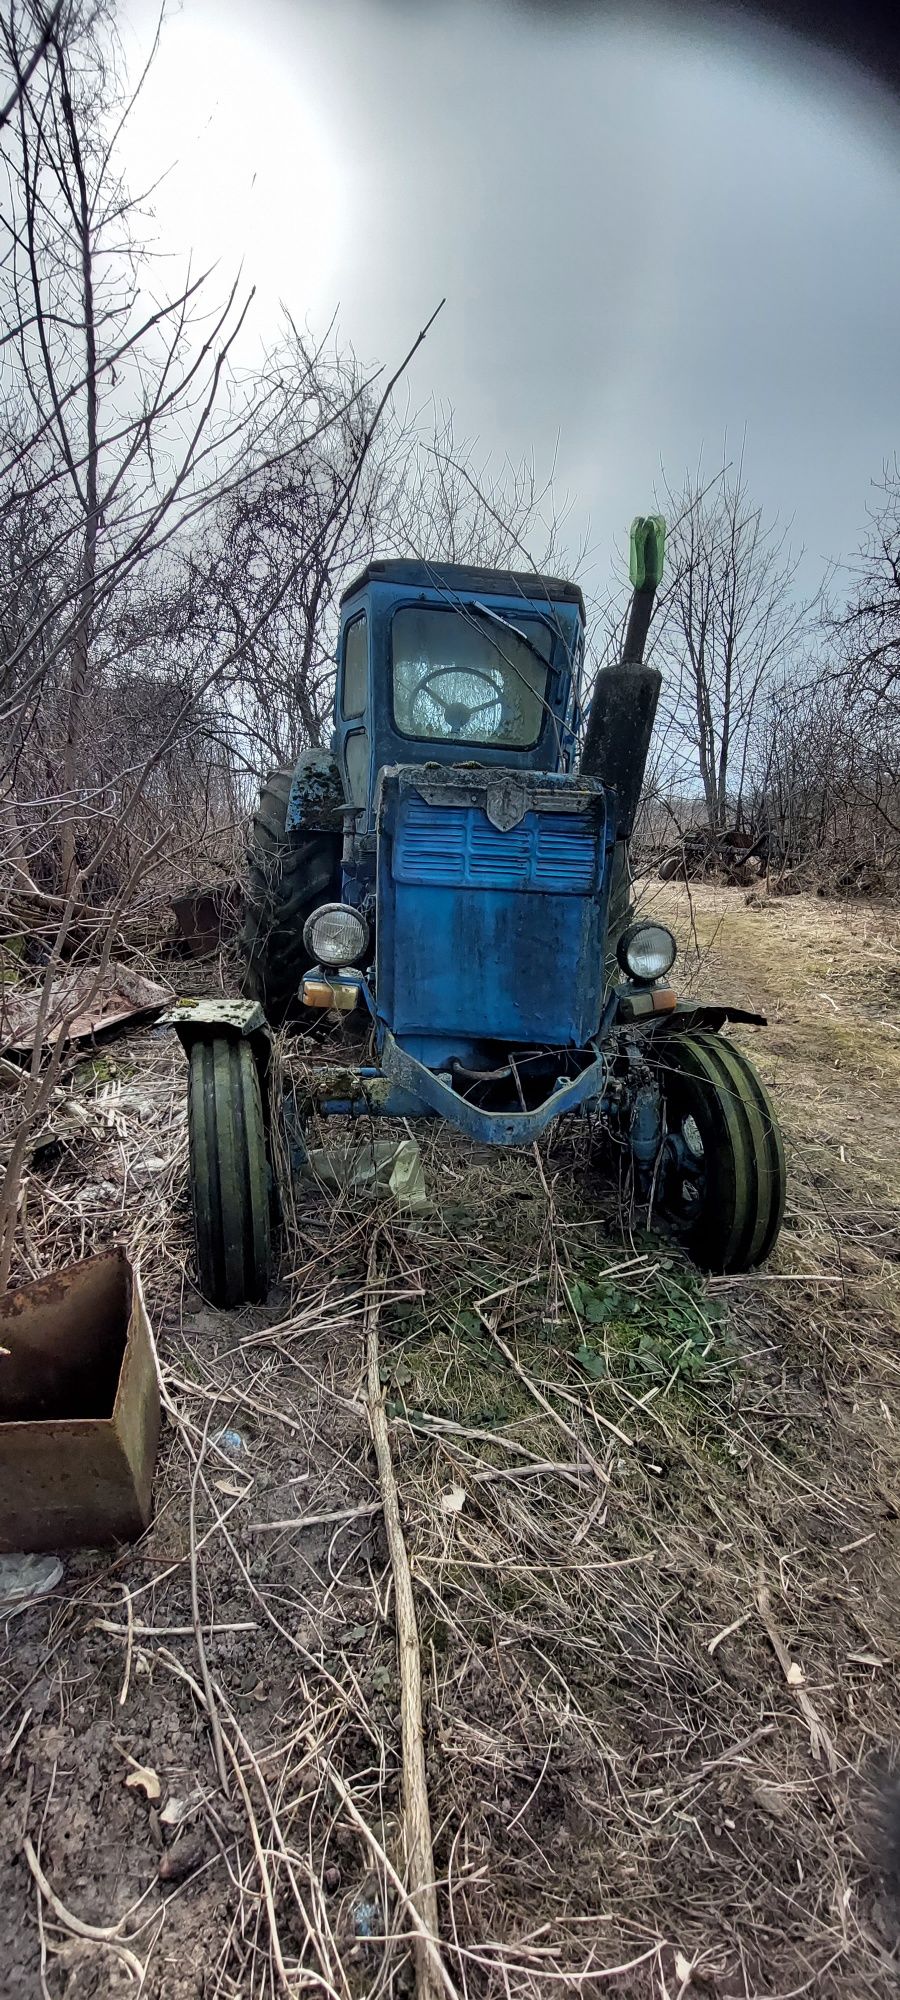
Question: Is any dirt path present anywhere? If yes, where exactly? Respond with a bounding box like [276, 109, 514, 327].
[1, 903, 899, 1998]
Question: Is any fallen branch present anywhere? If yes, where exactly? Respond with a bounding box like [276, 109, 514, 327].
[91, 1619, 258, 1638]
[365, 1233, 448, 2000]
[469, 1458, 591, 1486]
[312, 1748, 460, 2000]
[189, 1411, 230, 1794]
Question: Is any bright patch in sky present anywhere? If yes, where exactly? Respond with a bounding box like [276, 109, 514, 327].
[122, 4, 347, 329]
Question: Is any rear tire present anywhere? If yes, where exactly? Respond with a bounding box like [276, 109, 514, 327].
[188, 1036, 272, 1307]
[651, 1030, 786, 1273]
[241, 764, 342, 1023]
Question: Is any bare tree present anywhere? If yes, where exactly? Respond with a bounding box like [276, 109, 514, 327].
[180, 334, 399, 772]
[180, 390, 574, 785]
[744, 469, 900, 890]
[0, 0, 295, 895]
[0, 3, 442, 1283]
[650, 455, 810, 836]
[832, 461, 900, 731]
[0, 0, 61, 134]
[385, 406, 574, 572]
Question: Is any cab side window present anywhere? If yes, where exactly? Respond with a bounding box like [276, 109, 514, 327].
[342, 615, 367, 718]
[345, 730, 370, 805]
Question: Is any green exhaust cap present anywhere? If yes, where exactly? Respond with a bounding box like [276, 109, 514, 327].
[629, 515, 666, 591]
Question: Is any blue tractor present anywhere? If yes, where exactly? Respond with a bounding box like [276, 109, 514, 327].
[168, 519, 785, 1306]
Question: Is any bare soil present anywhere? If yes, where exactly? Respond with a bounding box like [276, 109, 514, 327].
[1, 891, 899, 1998]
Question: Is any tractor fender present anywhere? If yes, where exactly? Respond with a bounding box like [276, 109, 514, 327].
[162, 998, 272, 1127]
[285, 748, 346, 834]
[161, 996, 269, 1050]
[640, 1002, 768, 1036]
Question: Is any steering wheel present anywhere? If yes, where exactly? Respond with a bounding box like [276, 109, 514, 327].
[411, 665, 504, 734]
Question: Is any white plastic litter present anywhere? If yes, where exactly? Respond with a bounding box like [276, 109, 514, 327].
[303, 1137, 428, 1212]
[0, 1552, 64, 1612]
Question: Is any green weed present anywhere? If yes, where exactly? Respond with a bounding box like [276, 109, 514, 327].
[569, 1268, 730, 1394]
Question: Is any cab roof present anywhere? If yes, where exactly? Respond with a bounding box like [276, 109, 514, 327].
[340, 557, 585, 621]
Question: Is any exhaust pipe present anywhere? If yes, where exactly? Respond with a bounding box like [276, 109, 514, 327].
[580, 516, 665, 836]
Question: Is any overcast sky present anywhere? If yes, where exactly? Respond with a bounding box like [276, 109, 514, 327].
[120, 0, 900, 597]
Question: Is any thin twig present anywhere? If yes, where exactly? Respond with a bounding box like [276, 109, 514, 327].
[249, 1502, 382, 1534]
[312, 1748, 460, 2000]
[23, 1837, 145, 1983]
[117, 1584, 134, 1707]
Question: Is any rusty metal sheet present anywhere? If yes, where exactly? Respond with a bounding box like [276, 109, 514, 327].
[2, 965, 169, 1055]
[170, 886, 237, 956]
[0, 1246, 160, 1551]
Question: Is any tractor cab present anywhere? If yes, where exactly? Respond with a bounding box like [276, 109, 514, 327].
[330, 560, 586, 824]
[289, 561, 598, 1077]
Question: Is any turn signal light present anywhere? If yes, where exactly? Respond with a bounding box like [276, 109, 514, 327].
[301, 978, 359, 1012]
[617, 986, 677, 1021]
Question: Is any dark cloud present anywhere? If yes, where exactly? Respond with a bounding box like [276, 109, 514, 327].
[512, 1, 900, 102]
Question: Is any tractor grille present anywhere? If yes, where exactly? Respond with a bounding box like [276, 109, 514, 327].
[394, 800, 599, 894]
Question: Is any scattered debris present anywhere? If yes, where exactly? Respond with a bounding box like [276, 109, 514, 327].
[352, 1897, 383, 1939]
[0, 1551, 64, 1611]
[212, 1427, 245, 1457]
[757, 1568, 837, 1770]
[170, 885, 239, 957]
[123, 1762, 161, 1801]
[157, 1834, 206, 1883]
[0, 1072, 126, 1172]
[654, 824, 765, 886]
[159, 1795, 193, 1828]
[303, 1135, 428, 1211]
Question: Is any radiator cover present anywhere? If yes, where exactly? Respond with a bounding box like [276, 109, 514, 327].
[375, 766, 612, 1055]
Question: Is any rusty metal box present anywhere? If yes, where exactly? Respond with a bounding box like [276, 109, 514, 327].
[0, 1247, 160, 1551]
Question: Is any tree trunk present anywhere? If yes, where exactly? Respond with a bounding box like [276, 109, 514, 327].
[57, 40, 99, 899]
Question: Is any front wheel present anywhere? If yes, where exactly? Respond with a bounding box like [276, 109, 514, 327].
[188, 1036, 272, 1307]
[651, 1031, 786, 1273]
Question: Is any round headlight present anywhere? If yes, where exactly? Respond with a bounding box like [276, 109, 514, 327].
[303, 903, 370, 968]
[617, 921, 677, 984]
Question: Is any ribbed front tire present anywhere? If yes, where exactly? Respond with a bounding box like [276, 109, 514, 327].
[188, 1036, 272, 1307]
[652, 1030, 786, 1272]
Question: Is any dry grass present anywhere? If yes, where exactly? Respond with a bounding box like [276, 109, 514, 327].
[1, 890, 899, 1997]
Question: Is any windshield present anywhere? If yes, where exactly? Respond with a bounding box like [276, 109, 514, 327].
[391, 604, 552, 747]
